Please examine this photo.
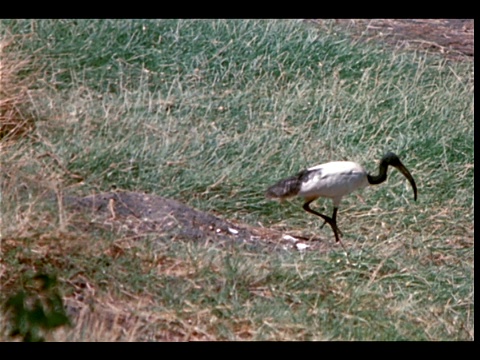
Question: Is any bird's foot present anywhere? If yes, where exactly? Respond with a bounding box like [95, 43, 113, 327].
[336, 227, 343, 237]
[326, 222, 343, 238]
[320, 219, 343, 239]
[330, 226, 343, 242]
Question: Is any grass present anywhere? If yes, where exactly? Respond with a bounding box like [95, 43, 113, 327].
[0, 19, 474, 341]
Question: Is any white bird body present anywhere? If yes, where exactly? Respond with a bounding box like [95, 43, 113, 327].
[298, 161, 369, 206]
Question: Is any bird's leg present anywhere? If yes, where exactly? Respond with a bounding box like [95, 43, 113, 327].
[317, 214, 339, 233]
[331, 207, 343, 237]
[302, 201, 350, 258]
[304, 203, 341, 235]
[319, 219, 327, 229]
[302, 201, 343, 243]
[301, 201, 350, 265]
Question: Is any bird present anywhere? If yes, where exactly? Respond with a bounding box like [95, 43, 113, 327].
[265, 152, 417, 246]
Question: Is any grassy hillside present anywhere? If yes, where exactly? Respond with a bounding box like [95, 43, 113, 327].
[1, 19, 473, 341]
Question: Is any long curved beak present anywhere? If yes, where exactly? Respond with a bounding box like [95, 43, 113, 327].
[393, 162, 417, 201]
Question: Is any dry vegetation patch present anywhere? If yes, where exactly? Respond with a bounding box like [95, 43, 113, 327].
[308, 19, 474, 61]
[0, 37, 37, 143]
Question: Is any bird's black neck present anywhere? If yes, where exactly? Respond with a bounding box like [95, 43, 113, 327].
[367, 161, 389, 185]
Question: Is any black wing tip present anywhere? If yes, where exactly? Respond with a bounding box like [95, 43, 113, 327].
[265, 188, 278, 199]
[265, 175, 303, 199]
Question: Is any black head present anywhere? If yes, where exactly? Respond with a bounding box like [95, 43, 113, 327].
[381, 152, 417, 201]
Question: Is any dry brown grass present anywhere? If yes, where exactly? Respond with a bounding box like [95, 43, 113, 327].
[0, 36, 38, 144]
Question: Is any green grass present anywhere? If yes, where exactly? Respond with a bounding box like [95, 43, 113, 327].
[1, 19, 473, 341]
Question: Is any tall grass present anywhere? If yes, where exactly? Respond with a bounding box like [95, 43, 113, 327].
[1, 19, 473, 341]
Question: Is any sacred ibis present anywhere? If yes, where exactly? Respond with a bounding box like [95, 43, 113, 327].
[265, 152, 417, 245]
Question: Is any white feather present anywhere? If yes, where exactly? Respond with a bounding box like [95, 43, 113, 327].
[298, 161, 369, 206]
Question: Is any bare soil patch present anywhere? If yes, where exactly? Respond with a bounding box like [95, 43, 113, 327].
[64, 191, 334, 253]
